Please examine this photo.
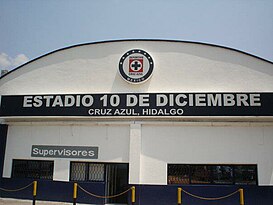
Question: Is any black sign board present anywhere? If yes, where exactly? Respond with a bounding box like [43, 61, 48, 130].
[0, 93, 273, 117]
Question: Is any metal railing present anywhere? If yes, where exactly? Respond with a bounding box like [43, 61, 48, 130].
[177, 187, 244, 205]
[0, 181, 37, 205]
[1, 181, 246, 205]
[73, 182, 135, 205]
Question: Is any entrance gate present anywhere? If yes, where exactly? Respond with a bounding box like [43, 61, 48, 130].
[70, 162, 129, 204]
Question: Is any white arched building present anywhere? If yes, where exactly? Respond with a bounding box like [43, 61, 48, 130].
[0, 40, 273, 204]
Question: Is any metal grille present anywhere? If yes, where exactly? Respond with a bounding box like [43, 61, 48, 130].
[12, 159, 53, 180]
[168, 164, 190, 184]
[191, 165, 211, 184]
[168, 164, 257, 185]
[70, 162, 105, 182]
[88, 163, 104, 181]
[70, 162, 86, 181]
[40, 161, 54, 180]
[212, 165, 233, 184]
[234, 165, 257, 185]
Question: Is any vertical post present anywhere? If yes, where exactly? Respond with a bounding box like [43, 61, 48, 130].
[239, 188, 244, 205]
[32, 181, 37, 205]
[73, 183, 78, 205]
[131, 186, 136, 205]
[177, 187, 182, 205]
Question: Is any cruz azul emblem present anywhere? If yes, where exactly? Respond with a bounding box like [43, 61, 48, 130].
[119, 49, 154, 83]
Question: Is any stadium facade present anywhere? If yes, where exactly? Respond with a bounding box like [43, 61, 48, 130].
[0, 40, 273, 204]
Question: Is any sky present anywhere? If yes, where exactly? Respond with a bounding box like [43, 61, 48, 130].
[0, 0, 273, 71]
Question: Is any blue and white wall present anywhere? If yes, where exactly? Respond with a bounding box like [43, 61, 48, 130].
[1, 40, 273, 187]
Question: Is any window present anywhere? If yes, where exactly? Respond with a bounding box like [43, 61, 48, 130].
[70, 162, 87, 181]
[168, 164, 190, 184]
[168, 164, 257, 185]
[70, 162, 105, 182]
[234, 165, 257, 185]
[191, 165, 211, 184]
[211, 165, 233, 184]
[12, 159, 54, 180]
[88, 163, 105, 181]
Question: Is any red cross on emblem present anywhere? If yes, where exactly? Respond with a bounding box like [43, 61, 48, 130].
[129, 57, 143, 72]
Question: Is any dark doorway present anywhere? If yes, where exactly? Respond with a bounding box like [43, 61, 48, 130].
[105, 163, 129, 204]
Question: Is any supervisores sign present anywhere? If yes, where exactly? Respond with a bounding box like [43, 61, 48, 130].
[31, 145, 98, 159]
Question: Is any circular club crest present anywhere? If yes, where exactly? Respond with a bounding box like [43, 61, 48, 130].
[119, 49, 154, 83]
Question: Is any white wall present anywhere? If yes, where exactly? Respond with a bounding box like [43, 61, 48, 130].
[140, 124, 273, 185]
[3, 124, 130, 181]
[1, 41, 273, 95]
[3, 122, 273, 186]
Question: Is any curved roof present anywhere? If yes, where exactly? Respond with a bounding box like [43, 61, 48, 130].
[1, 39, 273, 95]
